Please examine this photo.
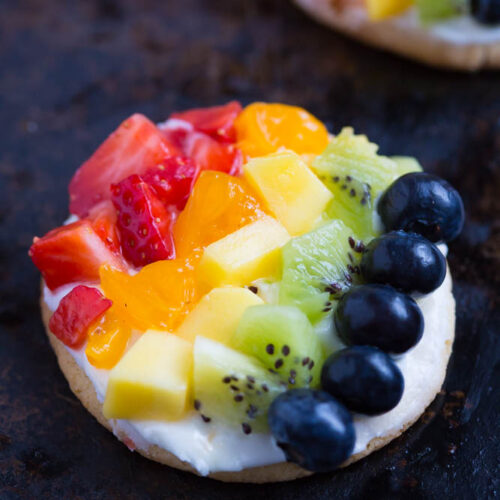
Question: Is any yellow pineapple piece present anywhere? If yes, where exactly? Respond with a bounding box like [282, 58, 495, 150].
[198, 216, 290, 288]
[366, 0, 413, 20]
[244, 151, 332, 236]
[103, 330, 192, 421]
[177, 287, 264, 344]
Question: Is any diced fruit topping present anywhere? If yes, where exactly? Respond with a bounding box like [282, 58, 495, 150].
[377, 172, 465, 242]
[86, 308, 132, 369]
[87, 200, 121, 254]
[111, 174, 175, 267]
[313, 128, 422, 197]
[232, 305, 325, 388]
[279, 219, 360, 323]
[177, 287, 263, 344]
[103, 330, 193, 421]
[30, 220, 126, 290]
[312, 129, 422, 241]
[360, 231, 446, 294]
[198, 216, 291, 288]
[170, 101, 242, 143]
[416, 0, 464, 23]
[334, 284, 424, 354]
[100, 255, 203, 332]
[244, 151, 332, 236]
[193, 336, 285, 432]
[366, 0, 413, 20]
[184, 132, 243, 176]
[268, 389, 355, 472]
[234, 103, 329, 158]
[69, 114, 178, 217]
[174, 171, 267, 257]
[142, 155, 199, 211]
[321, 346, 404, 416]
[49, 285, 112, 348]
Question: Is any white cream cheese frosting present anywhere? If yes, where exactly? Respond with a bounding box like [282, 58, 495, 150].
[43, 264, 454, 475]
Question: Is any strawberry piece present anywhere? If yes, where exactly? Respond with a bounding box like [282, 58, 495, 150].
[187, 133, 243, 176]
[49, 285, 112, 348]
[88, 200, 121, 254]
[69, 114, 180, 217]
[142, 155, 199, 211]
[163, 125, 243, 177]
[111, 174, 175, 267]
[170, 101, 242, 143]
[29, 220, 126, 291]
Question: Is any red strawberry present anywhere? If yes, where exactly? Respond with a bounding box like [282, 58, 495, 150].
[111, 174, 175, 267]
[69, 114, 180, 217]
[162, 124, 242, 177]
[142, 155, 199, 211]
[170, 101, 242, 143]
[187, 132, 243, 176]
[29, 220, 126, 291]
[88, 200, 121, 254]
[49, 285, 112, 348]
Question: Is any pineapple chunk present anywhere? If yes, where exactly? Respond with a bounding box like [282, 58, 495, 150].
[366, 0, 413, 20]
[177, 287, 263, 344]
[198, 216, 290, 288]
[103, 330, 192, 421]
[244, 151, 332, 236]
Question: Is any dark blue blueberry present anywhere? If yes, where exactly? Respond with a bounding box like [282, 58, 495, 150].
[378, 173, 464, 242]
[471, 0, 500, 24]
[334, 284, 424, 354]
[321, 346, 404, 415]
[268, 388, 355, 472]
[360, 231, 446, 294]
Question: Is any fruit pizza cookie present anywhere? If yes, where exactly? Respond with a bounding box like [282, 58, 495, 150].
[30, 102, 464, 482]
[295, 0, 500, 70]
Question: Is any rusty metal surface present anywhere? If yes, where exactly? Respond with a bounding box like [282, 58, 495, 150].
[0, 1, 499, 498]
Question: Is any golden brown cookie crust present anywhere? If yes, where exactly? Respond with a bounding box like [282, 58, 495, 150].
[40, 274, 455, 483]
[294, 0, 500, 71]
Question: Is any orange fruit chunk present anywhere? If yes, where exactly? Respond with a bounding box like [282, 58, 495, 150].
[173, 170, 267, 257]
[234, 102, 329, 158]
[86, 307, 132, 369]
[99, 255, 204, 332]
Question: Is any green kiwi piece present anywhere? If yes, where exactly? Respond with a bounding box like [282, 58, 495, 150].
[279, 219, 361, 323]
[193, 336, 285, 434]
[231, 304, 325, 388]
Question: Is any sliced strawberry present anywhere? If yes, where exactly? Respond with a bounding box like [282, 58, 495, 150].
[187, 132, 243, 176]
[111, 174, 175, 267]
[49, 285, 112, 348]
[142, 155, 199, 211]
[69, 114, 180, 217]
[162, 125, 242, 177]
[88, 200, 121, 254]
[29, 220, 126, 290]
[170, 101, 242, 143]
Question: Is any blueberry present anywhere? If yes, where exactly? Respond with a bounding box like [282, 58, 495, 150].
[321, 346, 404, 415]
[334, 284, 424, 354]
[471, 0, 500, 25]
[268, 388, 355, 472]
[378, 172, 464, 242]
[360, 231, 446, 294]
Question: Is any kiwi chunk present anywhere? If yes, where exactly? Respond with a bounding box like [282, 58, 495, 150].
[279, 219, 361, 323]
[312, 128, 421, 241]
[231, 304, 325, 388]
[193, 336, 285, 433]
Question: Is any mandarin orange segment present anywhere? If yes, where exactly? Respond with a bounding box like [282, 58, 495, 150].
[173, 170, 267, 257]
[86, 308, 132, 369]
[234, 102, 329, 158]
[99, 255, 204, 332]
